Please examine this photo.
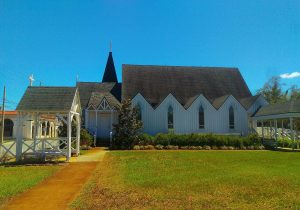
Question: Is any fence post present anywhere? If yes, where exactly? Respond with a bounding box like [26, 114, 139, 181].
[16, 112, 23, 161]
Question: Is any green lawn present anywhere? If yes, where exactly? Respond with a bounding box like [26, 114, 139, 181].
[0, 165, 60, 206]
[73, 150, 300, 209]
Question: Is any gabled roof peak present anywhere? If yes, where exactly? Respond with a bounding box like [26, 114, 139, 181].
[102, 51, 118, 83]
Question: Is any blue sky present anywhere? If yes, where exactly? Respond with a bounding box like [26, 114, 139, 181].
[0, 0, 300, 109]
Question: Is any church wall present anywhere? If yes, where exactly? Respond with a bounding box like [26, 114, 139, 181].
[132, 94, 259, 136]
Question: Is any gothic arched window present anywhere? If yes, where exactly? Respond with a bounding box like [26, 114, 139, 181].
[199, 105, 205, 129]
[229, 106, 235, 129]
[135, 104, 142, 121]
[168, 106, 174, 129]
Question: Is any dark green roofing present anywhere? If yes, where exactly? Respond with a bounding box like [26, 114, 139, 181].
[88, 92, 121, 109]
[211, 95, 230, 109]
[76, 82, 121, 108]
[254, 100, 300, 117]
[239, 95, 261, 109]
[183, 94, 262, 110]
[16, 86, 77, 111]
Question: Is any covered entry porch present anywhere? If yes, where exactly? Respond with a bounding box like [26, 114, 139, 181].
[252, 100, 300, 149]
[84, 92, 120, 143]
[0, 86, 82, 162]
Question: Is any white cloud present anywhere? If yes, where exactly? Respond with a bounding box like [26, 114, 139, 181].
[280, 72, 300, 79]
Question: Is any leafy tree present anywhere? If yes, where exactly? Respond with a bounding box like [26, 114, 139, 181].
[289, 85, 300, 100]
[257, 77, 287, 104]
[112, 99, 143, 149]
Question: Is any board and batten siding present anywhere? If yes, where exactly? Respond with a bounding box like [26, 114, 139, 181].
[132, 93, 265, 136]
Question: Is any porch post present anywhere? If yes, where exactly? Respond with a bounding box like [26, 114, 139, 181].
[85, 109, 88, 129]
[281, 120, 284, 137]
[76, 115, 80, 156]
[262, 121, 265, 140]
[274, 119, 278, 142]
[290, 117, 295, 149]
[252, 119, 257, 134]
[67, 112, 72, 161]
[110, 110, 113, 131]
[95, 110, 98, 137]
[33, 113, 39, 151]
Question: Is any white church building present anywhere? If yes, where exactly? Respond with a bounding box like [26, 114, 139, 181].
[77, 51, 268, 141]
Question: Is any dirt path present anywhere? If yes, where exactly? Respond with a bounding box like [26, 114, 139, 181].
[3, 148, 107, 210]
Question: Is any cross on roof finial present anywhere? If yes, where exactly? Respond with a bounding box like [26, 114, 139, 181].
[109, 40, 112, 52]
[29, 74, 35, 86]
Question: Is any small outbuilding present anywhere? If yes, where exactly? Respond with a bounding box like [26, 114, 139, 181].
[252, 100, 300, 148]
[0, 86, 81, 162]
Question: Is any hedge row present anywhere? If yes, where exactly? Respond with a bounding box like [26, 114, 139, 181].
[134, 133, 263, 149]
[133, 144, 265, 150]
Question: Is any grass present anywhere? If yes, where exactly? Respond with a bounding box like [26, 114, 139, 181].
[73, 150, 300, 209]
[0, 164, 61, 207]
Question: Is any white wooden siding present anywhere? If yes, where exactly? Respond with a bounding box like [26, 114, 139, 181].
[132, 93, 265, 136]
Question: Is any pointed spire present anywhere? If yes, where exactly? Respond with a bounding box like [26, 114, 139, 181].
[102, 50, 118, 83]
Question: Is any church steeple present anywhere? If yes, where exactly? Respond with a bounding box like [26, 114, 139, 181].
[102, 49, 118, 83]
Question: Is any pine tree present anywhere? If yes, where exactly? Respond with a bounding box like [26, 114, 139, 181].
[113, 99, 143, 149]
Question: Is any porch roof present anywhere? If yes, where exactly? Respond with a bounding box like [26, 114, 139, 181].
[16, 86, 79, 112]
[253, 100, 300, 120]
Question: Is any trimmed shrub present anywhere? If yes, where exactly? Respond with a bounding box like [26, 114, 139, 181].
[133, 145, 140, 150]
[247, 145, 254, 150]
[80, 129, 93, 148]
[203, 145, 211, 150]
[126, 133, 264, 150]
[219, 145, 228, 150]
[165, 145, 179, 150]
[144, 145, 155, 150]
[155, 144, 164, 150]
[138, 134, 155, 146]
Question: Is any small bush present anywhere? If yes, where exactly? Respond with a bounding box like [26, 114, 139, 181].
[189, 146, 197, 150]
[165, 145, 179, 150]
[133, 145, 140, 150]
[211, 146, 218, 150]
[155, 144, 164, 150]
[240, 146, 247, 150]
[80, 129, 93, 147]
[144, 145, 155, 150]
[180, 146, 189, 150]
[196, 146, 203, 150]
[220, 145, 228, 150]
[247, 145, 254, 150]
[203, 145, 211, 150]
[227, 146, 235, 150]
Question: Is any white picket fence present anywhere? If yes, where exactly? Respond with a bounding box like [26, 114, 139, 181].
[0, 137, 77, 162]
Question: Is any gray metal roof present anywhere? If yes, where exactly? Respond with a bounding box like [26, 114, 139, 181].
[16, 86, 78, 112]
[254, 100, 300, 117]
[122, 64, 252, 107]
[88, 92, 121, 109]
[76, 82, 121, 108]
